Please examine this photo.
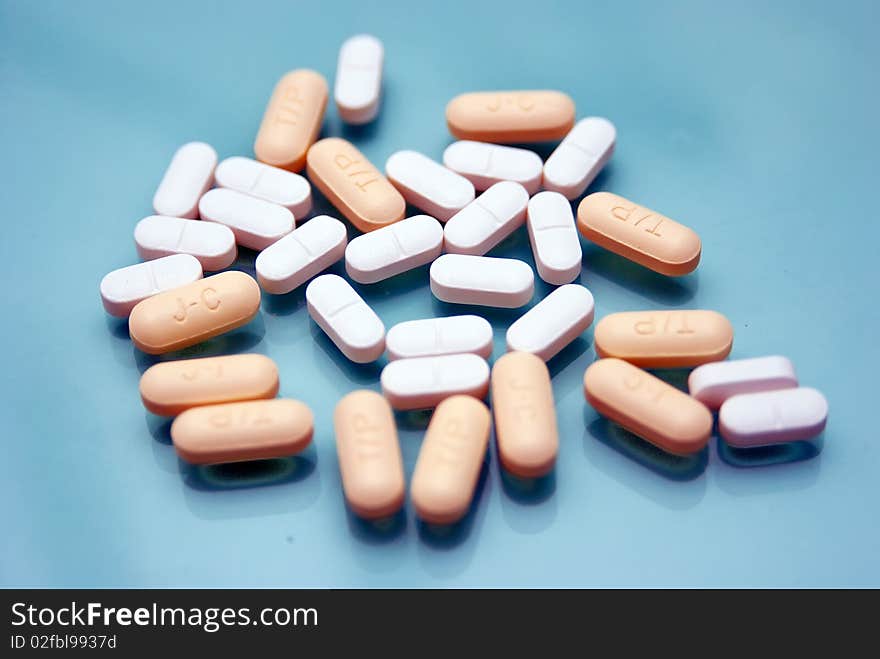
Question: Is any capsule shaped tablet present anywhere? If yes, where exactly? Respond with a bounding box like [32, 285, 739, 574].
[385, 150, 475, 221]
[543, 117, 616, 200]
[430, 254, 534, 308]
[254, 69, 328, 172]
[443, 141, 543, 195]
[306, 138, 406, 233]
[506, 284, 595, 361]
[198, 188, 294, 250]
[215, 156, 312, 218]
[100, 254, 203, 318]
[129, 271, 261, 354]
[688, 356, 798, 409]
[446, 91, 575, 143]
[134, 215, 237, 272]
[491, 352, 558, 477]
[381, 354, 490, 410]
[139, 354, 280, 416]
[411, 396, 491, 525]
[584, 358, 713, 455]
[334, 34, 384, 125]
[334, 390, 405, 519]
[306, 274, 385, 363]
[595, 310, 733, 368]
[444, 181, 529, 255]
[386, 315, 493, 361]
[719, 387, 828, 447]
[171, 399, 313, 464]
[152, 142, 217, 219]
[255, 215, 347, 294]
[527, 191, 583, 285]
[577, 192, 701, 276]
[345, 214, 443, 284]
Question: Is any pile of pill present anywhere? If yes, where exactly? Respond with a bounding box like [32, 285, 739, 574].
[99, 34, 829, 526]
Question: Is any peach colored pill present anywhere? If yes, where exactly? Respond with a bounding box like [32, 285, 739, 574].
[171, 398, 313, 465]
[129, 271, 261, 354]
[577, 192, 702, 276]
[583, 358, 713, 455]
[411, 396, 491, 525]
[491, 352, 558, 478]
[594, 310, 733, 368]
[139, 354, 279, 416]
[306, 137, 406, 233]
[334, 390, 405, 520]
[446, 91, 575, 143]
[254, 69, 328, 172]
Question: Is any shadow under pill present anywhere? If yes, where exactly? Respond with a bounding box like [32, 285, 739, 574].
[261, 286, 307, 317]
[145, 413, 173, 445]
[547, 335, 591, 380]
[650, 367, 693, 392]
[717, 433, 824, 468]
[417, 460, 490, 549]
[179, 448, 317, 491]
[583, 247, 698, 307]
[430, 297, 526, 324]
[355, 265, 432, 301]
[309, 322, 385, 385]
[104, 315, 130, 340]
[395, 408, 433, 431]
[499, 468, 557, 505]
[346, 507, 407, 545]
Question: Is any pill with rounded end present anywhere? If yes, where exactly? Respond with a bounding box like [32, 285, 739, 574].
[171, 398, 313, 464]
[491, 351, 558, 477]
[443, 181, 529, 255]
[134, 215, 237, 272]
[411, 396, 491, 525]
[543, 117, 616, 200]
[306, 138, 406, 233]
[446, 91, 575, 143]
[306, 274, 385, 363]
[100, 254, 203, 318]
[381, 354, 489, 410]
[152, 142, 217, 219]
[334, 390, 405, 519]
[254, 69, 328, 172]
[385, 150, 475, 221]
[594, 310, 733, 368]
[139, 354, 280, 416]
[345, 214, 443, 284]
[577, 192, 701, 276]
[443, 141, 543, 195]
[527, 191, 583, 285]
[689, 356, 798, 409]
[719, 387, 827, 447]
[335, 34, 383, 125]
[255, 215, 347, 294]
[430, 254, 534, 308]
[129, 271, 261, 354]
[506, 284, 595, 361]
[198, 188, 294, 250]
[583, 358, 713, 455]
[215, 156, 312, 218]
[386, 315, 493, 361]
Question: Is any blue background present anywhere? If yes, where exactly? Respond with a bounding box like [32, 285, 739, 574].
[2, 0, 877, 587]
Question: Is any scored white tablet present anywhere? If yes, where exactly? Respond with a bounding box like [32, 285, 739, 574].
[334, 34, 384, 124]
[527, 191, 583, 285]
[345, 214, 443, 284]
[443, 141, 543, 195]
[198, 188, 294, 250]
[152, 142, 217, 219]
[215, 156, 312, 219]
[380, 354, 490, 410]
[134, 215, 237, 271]
[385, 315, 493, 360]
[430, 254, 534, 308]
[443, 181, 529, 255]
[542, 117, 615, 200]
[385, 151, 475, 222]
[100, 254, 203, 318]
[506, 284, 595, 361]
[306, 274, 385, 363]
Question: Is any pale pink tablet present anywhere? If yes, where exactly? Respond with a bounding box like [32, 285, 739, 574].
[134, 215, 237, 272]
[345, 215, 443, 284]
[719, 387, 828, 447]
[100, 254, 203, 317]
[385, 151, 475, 221]
[688, 355, 798, 409]
[380, 354, 490, 410]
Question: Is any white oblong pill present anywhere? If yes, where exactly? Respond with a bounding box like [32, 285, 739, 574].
[386, 315, 493, 361]
[542, 117, 616, 200]
[385, 151, 475, 221]
[689, 356, 798, 409]
[214, 156, 312, 219]
[719, 387, 828, 447]
[443, 181, 529, 255]
[152, 142, 217, 219]
[442, 141, 543, 195]
[527, 191, 583, 285]
[100, 254, 203, 318]
[134, 215, 237, 272]
[506, 284, 595, 361]
[256, 215, 348, 294]
[306, 274, 385, 363]
[380, 354, 490, 410]
[430, 254, 534, 308]
[198, 188, 294, 250]
[334, 34, 384, 125]
[345, 214, 443, 284]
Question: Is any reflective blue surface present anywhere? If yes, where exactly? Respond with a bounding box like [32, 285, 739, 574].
[2, 0, 877, 587]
